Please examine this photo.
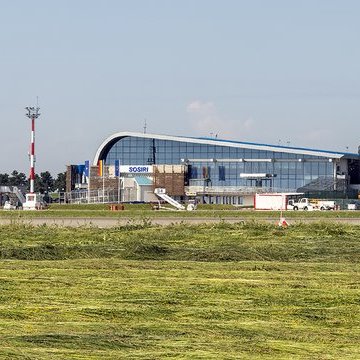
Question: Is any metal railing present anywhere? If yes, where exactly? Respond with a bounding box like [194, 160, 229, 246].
[57, 187, 139, 204]
[185, 185, 297, 195]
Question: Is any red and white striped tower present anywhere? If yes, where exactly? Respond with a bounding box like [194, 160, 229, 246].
[25, 106, 40, 194]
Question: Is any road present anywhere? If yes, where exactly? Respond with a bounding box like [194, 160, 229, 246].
[1, 216, 360, 227]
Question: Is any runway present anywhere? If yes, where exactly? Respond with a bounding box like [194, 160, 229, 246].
[1, 216, 360, 227]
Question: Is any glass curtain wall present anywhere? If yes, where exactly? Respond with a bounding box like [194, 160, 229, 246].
[104, 136, 334, 191]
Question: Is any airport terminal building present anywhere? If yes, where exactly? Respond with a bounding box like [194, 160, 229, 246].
[67, 131, 360, 204]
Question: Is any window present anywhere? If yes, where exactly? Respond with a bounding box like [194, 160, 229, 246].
[219, 166, 226, 181]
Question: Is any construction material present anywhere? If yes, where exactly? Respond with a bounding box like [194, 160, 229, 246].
[153, 165, 186, 196]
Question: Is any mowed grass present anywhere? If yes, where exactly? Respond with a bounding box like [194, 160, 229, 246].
[0, 222, 359, 359]
[2, 204, 360, 219]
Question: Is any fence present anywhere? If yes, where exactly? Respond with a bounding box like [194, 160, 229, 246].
[57, 187, 138, 204]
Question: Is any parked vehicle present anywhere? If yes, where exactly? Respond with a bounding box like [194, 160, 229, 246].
[254, 194, 336, 211]
[347, 200, 360, 210]
[288, 198, 335, 211]
[309, 199, 336, 211]
[287, 198, 314, 211]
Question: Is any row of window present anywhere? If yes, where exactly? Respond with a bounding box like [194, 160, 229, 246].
[106, 137, 327, 164]
[104, 136, 336, 190]
[188, 178, 320, 190]
[188, 162, 332, 177]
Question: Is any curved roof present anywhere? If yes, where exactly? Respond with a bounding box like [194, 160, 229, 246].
[93, 131, 358, 165]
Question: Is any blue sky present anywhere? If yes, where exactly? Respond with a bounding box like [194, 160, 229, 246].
[1, 0, 359, 174]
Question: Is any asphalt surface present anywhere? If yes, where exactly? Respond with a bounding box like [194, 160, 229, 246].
[1, 216, 360, 227]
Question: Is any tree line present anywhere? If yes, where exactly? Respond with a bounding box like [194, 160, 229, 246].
[0, 171, 66, 193]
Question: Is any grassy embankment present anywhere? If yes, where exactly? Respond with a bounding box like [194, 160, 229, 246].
[1, 203, 360, 219]
[0, 221, 359, 359]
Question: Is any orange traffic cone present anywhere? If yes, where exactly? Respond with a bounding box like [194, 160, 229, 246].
[278, 217, 289, 228]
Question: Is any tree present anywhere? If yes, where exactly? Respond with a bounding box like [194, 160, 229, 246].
[41, 171, 54, 192]
[54, 172, 66, 192]
[0, 171, 27, 187]
[0, 173, 9, 185]
[35, 171, 54, 193]
[9, 170, 27, 187]
[1, 169, 64, 193]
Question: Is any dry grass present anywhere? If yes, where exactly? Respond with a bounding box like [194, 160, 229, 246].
[0, 222, 359, 359]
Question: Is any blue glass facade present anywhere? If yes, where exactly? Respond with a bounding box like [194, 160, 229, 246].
[103, 136, 335, 191]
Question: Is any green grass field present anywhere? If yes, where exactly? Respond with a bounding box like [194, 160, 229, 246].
[0, 222, 359, 359]
[1, 203, 360, 219]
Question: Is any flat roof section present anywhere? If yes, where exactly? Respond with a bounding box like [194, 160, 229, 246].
[134, 177, 153, 186]
[197, 136, 359, 158]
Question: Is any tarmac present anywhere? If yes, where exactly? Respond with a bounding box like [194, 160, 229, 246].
[1, 216, 360, 227]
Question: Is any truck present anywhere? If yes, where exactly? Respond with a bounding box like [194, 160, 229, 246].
[287, 198, 314, 211]
[254, 193, 336, 211]
[287, 198, 335, 211]
[309, 199, 336, 211]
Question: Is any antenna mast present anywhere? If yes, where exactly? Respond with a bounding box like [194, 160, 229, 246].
[25, 106, 40, 193]
[143, 119, 147, 134]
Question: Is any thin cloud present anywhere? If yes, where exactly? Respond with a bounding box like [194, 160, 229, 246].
[186, 100, 257, 140]
[186, 100, 220, 134]
[243, 117, 254, 130]
[186, 100, 216, 115]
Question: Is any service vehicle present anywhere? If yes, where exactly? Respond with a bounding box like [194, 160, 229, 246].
[287, 198, 314, 211]
[255, 194, 336, 211]
[288, 198, 335, 211]
[309, 199, 336, 210]
[348, 200, 360, 210]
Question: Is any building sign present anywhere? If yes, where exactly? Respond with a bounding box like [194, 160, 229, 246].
[120, 165, 153, 174]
